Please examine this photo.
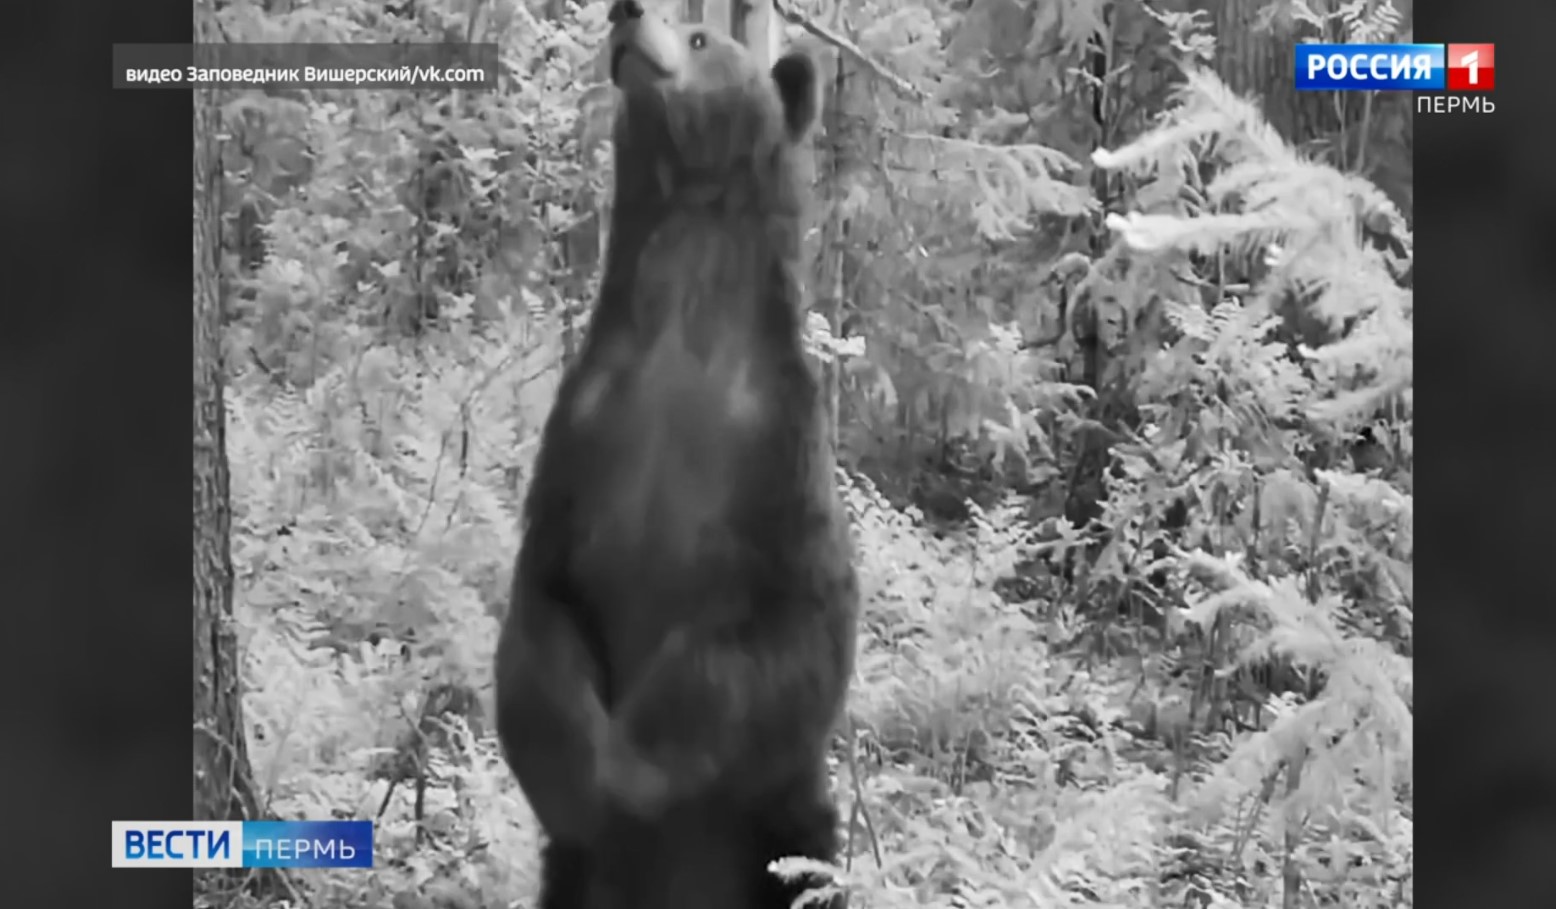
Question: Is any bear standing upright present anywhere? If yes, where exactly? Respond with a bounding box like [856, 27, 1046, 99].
[493, 2, 859, 909]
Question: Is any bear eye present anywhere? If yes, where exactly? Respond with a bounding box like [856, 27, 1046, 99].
[688, 32, 707, 50]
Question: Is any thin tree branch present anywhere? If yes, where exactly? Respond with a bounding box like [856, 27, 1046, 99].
[769, 0, 928, 101]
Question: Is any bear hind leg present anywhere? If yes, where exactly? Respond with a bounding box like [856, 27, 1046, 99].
[751, 791, 844, 909]
[537, 839, 592, 909]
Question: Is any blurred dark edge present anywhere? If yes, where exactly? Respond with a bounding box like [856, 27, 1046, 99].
[1414, 1, 1556, 906]
[0, 0, 193, 905]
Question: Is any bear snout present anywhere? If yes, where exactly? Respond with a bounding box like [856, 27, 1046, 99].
[608, 1, 682, 90]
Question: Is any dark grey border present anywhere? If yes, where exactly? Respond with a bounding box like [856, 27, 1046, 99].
[1415, 1, 1556, 906]
[1, 1, 193, 906]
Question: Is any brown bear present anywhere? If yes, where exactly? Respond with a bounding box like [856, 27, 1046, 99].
[493, 2, 858, 909]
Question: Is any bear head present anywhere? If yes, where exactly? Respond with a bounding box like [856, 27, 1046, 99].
[606, 0, 818, 212]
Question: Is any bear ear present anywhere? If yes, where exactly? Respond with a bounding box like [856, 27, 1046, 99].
[770, 51, 818, 140]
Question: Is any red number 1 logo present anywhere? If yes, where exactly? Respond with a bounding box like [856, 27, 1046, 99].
[1447, 43, 1495, 91]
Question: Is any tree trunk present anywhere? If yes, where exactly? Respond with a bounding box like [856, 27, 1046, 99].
[814, 47, 866, 451]
[1201, 0, 1377, 152]
[192, 0, 260, 827]
[1201, 0, 1315, 143]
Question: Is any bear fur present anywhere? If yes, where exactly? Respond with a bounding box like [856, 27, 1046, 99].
[493, 3, 858, 908]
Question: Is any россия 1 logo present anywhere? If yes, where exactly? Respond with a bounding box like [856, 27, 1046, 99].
[1294, 43, 1495, 91]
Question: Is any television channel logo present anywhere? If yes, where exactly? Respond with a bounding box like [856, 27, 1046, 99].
[1446, 43, 1494, 90]
[1294, 43, 1495, 92]
[112, 820, 373, 869]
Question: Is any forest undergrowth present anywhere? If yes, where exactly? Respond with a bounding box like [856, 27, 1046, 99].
[212, 0, 1412, 907]
[227, 390, 1411, 909]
